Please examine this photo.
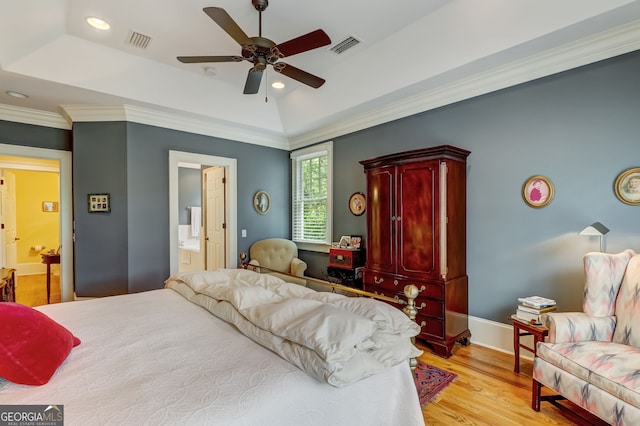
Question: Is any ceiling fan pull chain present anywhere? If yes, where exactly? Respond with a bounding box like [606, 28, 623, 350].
[265, 68, 269, 103]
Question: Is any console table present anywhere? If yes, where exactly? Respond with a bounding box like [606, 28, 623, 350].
[41, 253, 60, 304]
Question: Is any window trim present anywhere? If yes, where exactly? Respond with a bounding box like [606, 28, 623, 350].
[290, 141, 333, 252]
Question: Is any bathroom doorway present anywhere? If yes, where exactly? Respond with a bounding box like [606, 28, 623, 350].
[169, 151, 237, 276]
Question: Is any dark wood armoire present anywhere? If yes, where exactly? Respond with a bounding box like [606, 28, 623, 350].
[359, 145, 471, 358]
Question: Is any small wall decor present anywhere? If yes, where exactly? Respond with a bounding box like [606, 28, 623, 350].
[614, 167, 640, 205]
[522, 175, 554, 208]
[88, 193, 111, 213]
[253, 190, 271, 214]
[42, 201, 58, 212]
[348, 192, 366, 216]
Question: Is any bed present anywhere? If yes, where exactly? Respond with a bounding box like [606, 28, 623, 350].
[0, 268, 424, 426]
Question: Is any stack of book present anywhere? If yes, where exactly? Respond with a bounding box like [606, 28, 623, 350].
[515, 296, 557, 324]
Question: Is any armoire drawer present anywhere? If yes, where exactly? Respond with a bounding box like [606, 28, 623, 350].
[363, 283, 444, 320]
[363, 270, 444, 300]
[416, 315, 445, 340]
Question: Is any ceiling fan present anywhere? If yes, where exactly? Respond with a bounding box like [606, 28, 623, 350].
[177, 0, 331, 94]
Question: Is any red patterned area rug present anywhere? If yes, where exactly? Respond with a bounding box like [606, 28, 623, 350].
[413, 361, 458, 406]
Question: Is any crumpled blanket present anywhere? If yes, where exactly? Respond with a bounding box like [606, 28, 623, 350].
[165, 269, 422, 387]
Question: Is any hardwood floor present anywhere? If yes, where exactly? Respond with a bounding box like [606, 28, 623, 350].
[15, 273, 61, 307]
[417, 342, 608, 425]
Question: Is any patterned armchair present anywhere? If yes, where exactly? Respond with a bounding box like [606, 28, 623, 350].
[532, 249, 640, 425]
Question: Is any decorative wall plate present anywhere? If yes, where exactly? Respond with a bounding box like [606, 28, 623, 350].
[349, 192, 366, 216]
[253, 190, 270, 214]
[522, 175, 554, 208]
[614, 167, 640, 205]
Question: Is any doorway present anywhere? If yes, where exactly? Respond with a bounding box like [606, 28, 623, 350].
[169, 151, 237, 275]
[0, 144, 73, 302]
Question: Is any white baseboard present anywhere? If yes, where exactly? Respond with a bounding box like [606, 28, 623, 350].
[468, 315, 534, 361]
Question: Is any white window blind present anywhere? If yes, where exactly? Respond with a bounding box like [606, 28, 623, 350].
[291, 142, 332, 245]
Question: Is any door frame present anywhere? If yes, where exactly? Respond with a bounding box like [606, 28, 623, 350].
[169, 150, 237, 275]
[0, 143, 73, 302]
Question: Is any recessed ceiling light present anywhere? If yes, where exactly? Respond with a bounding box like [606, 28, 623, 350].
[271, 81, 285, 89]
[86, 16, 111, 30]
[6, 91, 28, 99]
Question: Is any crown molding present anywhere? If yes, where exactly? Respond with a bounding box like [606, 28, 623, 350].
[0, 104, 70, 129]
[59, 104, 290, 150]
[289, 19, 640, 149]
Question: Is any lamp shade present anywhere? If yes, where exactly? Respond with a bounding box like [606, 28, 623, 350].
[579, 222, 610, 236]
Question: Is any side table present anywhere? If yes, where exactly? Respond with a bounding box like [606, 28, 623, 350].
[508, 316, 548, 373]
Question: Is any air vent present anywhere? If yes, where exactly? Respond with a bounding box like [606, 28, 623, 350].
[127, 31, 152, 49]
[328, 35, 361, 55]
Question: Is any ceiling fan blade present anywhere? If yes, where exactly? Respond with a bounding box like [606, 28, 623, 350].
[243, 68, 264, 94]
[177, 56, 244, 64]
[272, 29, 331, 58]
[273, 63, 325, 89]
[203, 7, 249, 45]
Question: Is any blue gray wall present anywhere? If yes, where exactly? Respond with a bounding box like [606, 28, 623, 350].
[2, 48, 639, 322]
[309, 49, 640, 322]
[70, 121, 290, 296]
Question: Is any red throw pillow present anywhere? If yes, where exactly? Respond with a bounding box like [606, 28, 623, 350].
[0, 302, 81, 385]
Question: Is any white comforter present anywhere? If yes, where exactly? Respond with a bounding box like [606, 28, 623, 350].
[0, 287, 425, 426]
[165, 269, 422, 387]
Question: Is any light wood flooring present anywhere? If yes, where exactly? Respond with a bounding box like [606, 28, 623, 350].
[15, 273, 61, 307]
[11, 277, 608, 424]
[417, 341, 608, 425]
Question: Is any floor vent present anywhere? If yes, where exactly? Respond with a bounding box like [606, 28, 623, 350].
[127, 31, 152, 49]
[329, 35, 361, 55]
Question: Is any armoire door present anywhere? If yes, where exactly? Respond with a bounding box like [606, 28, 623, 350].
[397, 160, 440, 278]
[365, 166, 395, 273]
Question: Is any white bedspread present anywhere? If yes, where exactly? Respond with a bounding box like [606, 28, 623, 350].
[0, 288, 425, 426]
[165, 269, 422, 388]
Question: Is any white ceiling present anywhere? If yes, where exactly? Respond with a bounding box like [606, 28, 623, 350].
[2, 0, 640, 150]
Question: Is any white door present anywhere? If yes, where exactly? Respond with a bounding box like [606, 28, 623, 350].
[1, 170, 18, 269]
[204, 166, 226, 269]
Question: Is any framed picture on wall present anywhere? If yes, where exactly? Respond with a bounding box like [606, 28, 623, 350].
[88, 193, 111, 213]
[522, 175, 554, 208]
[614, 167, 640, 205]
[253, 190, 271, 214]
[42, 201, 58, 212]
[348, 192, 366, 216]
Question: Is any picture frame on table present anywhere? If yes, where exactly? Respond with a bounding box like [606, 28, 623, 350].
[614, 167, 640, 205]
[522, 175, 554, 208]
[338, 236, 351, 248]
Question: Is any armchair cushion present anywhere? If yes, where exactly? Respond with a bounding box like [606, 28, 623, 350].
[535, 341, 640, 410]
[542, 312, 616, 344]
[249, 238, 308, 286]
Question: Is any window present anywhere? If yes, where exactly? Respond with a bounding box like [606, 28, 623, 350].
[291, 142, 333, 248]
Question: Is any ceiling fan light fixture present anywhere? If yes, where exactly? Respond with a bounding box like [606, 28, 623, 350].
[271, 81, 285, 89]
[6, 91, 28, 99]
[86, 16, 111, 31]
